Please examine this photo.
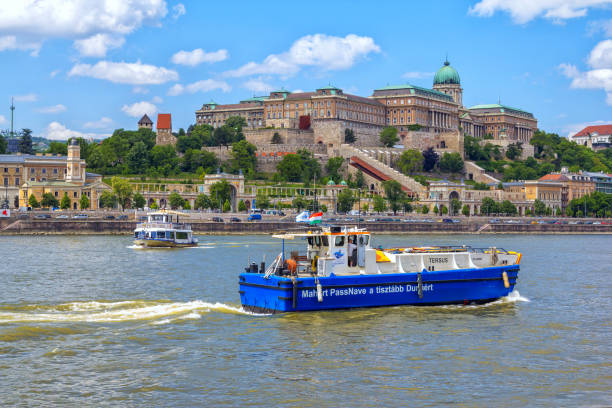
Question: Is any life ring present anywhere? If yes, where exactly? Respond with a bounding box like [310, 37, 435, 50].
[285, 259, 297, 274]
[312, 255, 319, 272]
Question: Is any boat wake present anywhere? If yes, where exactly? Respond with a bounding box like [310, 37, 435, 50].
[0, 300, 261, 324]
[500, 290, 530, 304]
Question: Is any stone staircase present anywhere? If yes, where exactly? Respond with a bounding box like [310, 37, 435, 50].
[464, 161, 500, 184]
[339, 145, 427, 198]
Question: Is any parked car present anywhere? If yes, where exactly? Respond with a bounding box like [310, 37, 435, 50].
[18, 214, 29, 220]
[34, 214, 51, 219]
[211, 216, 224, 223]
[116, 215, 128, 220]
[72, 214, 88, 219]
[442, 218, 453, 223]
[55, 214, 69, 219]
[247, 213, 262, 221]
[489, 218, 501, 224]
[230, 217, 241, 223]
[103, 215, 115, 220]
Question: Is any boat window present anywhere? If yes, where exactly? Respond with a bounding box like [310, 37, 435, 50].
[314, 236, 321, 246]
[151, 231, 157, 238]
[321, 236, 329, 246]
[170, 232, 175, 239]
[134, 232, 138, 238]
[176, 231, 188, 240]
[335, 236, 345, 247]
[363, 235, 369, 245]
[158, 231, 165, 239]
[307, 237, 314, 246]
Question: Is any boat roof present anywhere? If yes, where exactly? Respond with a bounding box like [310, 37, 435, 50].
[273, 226, 369, 240]
[147, 210, 188, 216]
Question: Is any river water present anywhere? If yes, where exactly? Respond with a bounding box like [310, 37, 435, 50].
[0, 234, 610, 407]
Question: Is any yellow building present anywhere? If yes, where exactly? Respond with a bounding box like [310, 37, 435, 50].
[524, 180, 563, 212]
[18, 140, 111, 210]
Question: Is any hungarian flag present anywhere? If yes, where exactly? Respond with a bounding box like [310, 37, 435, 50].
[309, 212, 322, 225]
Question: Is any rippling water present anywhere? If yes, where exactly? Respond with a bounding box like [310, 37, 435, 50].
[0, 234, 610, 407]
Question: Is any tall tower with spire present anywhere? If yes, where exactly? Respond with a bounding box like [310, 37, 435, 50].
[10, 97, 15, 138]
[432, 59, 463, 106]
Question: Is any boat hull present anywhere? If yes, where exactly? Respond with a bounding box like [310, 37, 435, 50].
[134, 239, 197, 248]
[239, 265, 519, 313]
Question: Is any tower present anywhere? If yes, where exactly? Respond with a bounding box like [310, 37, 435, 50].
[138, 114, 153, 130]
[155, 113, 176, 146]
[66, 139, 84, 184]
[10, 97, 15, 138]
[433, 59, 463, 106]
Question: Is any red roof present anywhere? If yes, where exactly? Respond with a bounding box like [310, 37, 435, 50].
[157, 113, 171, 130]
[574, 124, 612, 137]
[539, 174, 569, 182]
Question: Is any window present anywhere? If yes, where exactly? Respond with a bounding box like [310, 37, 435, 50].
[55, 191, 58, 197]
[30, 168, 35, 173]
[73, 191, 77, 198]
[3, 168, 7, 173]
[15, 168, 19, 173]
[335, 236, 345, 247]
[53, 168, 58, 174]
[3, 178, 7, 186]
[14, 178, 19, 186]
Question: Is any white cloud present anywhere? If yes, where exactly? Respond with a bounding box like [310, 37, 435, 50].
[44, 121, 106, 140]
[0, 35, 41, 56]
[68, 60, 178, 85]
[243, 78, 275, 93]
[121, 101, 158, 118]
[172, 3, 186, 19]
[171, 48, 228, 66]
[14, 93, 38, 102]
[0, 115, 6, 124]
[50, 69, 60, 78]
[469, 0, 612, 24]
[83, 117, 113, 129]
[167, 79, 231, 96]
[588, 39, 612, 69]
[402, 71, 435, 79]
[151, 96, 163, 103]
[563, 120, 609, 137]
[0, 0, 167, 56]
[225, 33, 380, 78]
[132, 86, 149, 94]
[559, 39, 612, 105]
[73, 33, 125, 57]
[37, 104, 67, 114]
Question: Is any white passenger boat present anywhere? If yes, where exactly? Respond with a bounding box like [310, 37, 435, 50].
[134, 211, 198, 248]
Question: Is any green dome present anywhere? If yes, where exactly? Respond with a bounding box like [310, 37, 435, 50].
[340, 180, 347, 186]
[433, 60, 460, 85]
[327, 179, 335, 185]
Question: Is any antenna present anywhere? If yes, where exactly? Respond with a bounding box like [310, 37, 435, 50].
[10, 97, 15, 138]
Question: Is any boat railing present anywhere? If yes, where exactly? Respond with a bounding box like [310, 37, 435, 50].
[136, 222, 192, 230]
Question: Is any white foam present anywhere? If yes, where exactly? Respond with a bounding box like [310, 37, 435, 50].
[500, 290, 530, 303]
[0, 300, 258, 324]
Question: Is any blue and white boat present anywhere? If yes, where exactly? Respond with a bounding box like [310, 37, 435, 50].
[134, 210, 198, 248]
[239, 226, 521, 313]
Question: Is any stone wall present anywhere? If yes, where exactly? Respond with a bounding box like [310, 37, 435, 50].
[156, 129, 176, 146]
[311, 119, 383, 149]
[479, 139, 534, 160]
[403, 130, 464, 158]
[244, 128, 314, 145]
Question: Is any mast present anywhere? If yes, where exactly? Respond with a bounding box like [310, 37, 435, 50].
[10, 97, 15, 138]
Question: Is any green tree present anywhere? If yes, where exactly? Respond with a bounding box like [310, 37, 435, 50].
[47, 141, 67, 155]
[534, 199, 546, 216]
[326, 156, 344, 183]
[150, 201, 159, 209]
[238, 199, 247, 212]
[60, 192, 71, 210]
[422, 147, 439, 171]
[297, 149, 321, 182]
[481, 197, 497, 215]
[450, 198, 462, 215]
[505, 143, 523, 160]
[421, 205, 429, 214]
[79, 194, 90, 210]
[344, 128, 356, 144]
[397, 149, 424, 174]
[183, 200, 191, 210]
[168, 192, 185, 209]
[223, 199, 231, 213]
[150, 145, 178, 174]
[194, 194, 212, 210]
[271, 132, 282, 144]
[255, 191, 270, 209]
[440, 204, 448, 215]
[439, 152, 464, 173]
[379, 126, 399, 147]
[18, 129, 34, 154]
[276, 154, 304, 182]
[133, 193, 146, 209]
[337, 189, 356, 213]
[41, 193, 59, 208]
[111, 176, 133, 209]
[29, 194, 40, 208]
[127, 141, 149, 174]
[292, 196, 308, 211]
[382, 180, 406, 215]
[99, 191, 118, 209]
[355, 170, 366, 189]
[461, 204, 470, 216]
[209, 180, 231, 209]
[0, 133, 6, 154]
[373, 194, 386, 213]
[231, 140, 257, 176]
[500, 200, 517, 216]
[433, 205, 439, 214]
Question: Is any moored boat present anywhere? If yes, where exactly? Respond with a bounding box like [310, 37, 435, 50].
[239, 226, 521, 313]
[134, 210, 198, 248]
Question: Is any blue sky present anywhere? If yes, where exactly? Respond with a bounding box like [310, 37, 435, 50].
[0, 0, 611, 140]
